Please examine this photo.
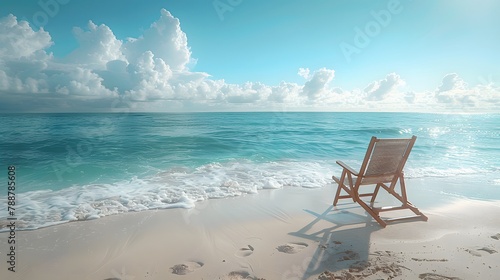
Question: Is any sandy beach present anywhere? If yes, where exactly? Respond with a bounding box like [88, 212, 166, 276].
[1, 176, 499, 280]
[1, 0, 499, 278]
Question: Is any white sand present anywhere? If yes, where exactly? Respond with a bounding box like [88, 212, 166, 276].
[1, 177, 499, 279]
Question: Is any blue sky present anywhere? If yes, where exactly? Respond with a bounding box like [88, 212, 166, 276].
[0, 0, 499, 112]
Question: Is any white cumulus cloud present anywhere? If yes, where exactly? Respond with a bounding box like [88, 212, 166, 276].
[0, 10, 498, 113]
[0, 14, 52, 60]
[364, 73, 405, 101]
[301, 68, 336, 101]
[434, 73, 476, 108]
[66, 21, 126, 69]
[122, 9, 191, 71]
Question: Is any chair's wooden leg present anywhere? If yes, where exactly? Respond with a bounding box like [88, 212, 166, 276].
[333, 184, 343, 206]
[357, 199, 387, 228]
[399, 175, 408, 202]
[333, 170, 347, 206]
[408, 203, 428, 221]
[348, 174, 357, 203]
[389, 176, 428, 222]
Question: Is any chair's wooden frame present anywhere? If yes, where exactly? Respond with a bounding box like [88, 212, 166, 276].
[332, 136, 428, 227]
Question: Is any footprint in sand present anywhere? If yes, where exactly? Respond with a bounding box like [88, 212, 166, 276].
[478, 247, 498, 254]
[348, 260, 370, 272]
[236, 245, 255, 257]
[222, 270, 264, 280]
[491, 233, 500, 240]
[227, 271, 250, 280]
[318, 271, 356, 280]
[337, 250, 360, 261]
[276, 242, 308, 254]
[411, 258, 448, 262]
[371, 250, 395, 257]
[170, 261, 204, 275]
[465, 249, 482, 257]
[418, 272, 462, 280]
[465, 247, 498, 257]
[320, 260, 403, 279]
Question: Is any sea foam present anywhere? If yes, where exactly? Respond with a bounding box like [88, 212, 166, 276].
[0, 160, 333, 231]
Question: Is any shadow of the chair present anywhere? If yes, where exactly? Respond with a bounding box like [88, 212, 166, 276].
[286, 203, 381, 280]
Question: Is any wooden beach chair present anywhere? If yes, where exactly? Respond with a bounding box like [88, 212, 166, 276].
[332, 136, 428, 227]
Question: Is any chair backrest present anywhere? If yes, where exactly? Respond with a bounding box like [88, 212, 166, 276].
[358, 136, 416, 182]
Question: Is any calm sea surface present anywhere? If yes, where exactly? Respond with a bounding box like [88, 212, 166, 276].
[1, 112, 499, 230]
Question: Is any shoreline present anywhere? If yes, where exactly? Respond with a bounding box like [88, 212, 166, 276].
[1, 177, 499, 279]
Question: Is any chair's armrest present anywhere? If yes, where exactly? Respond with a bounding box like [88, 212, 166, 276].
[336, 160, 359, 176]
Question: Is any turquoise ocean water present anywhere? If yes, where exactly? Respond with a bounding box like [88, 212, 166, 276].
[1, 112, 499, 230]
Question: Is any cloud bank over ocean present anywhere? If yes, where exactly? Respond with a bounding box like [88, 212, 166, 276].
[0, 9, 498, 113]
